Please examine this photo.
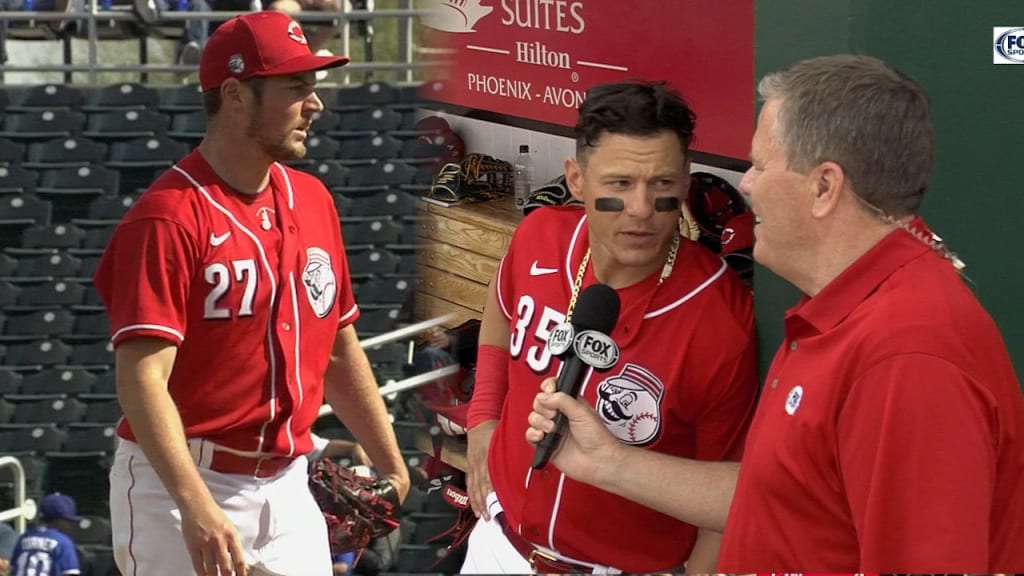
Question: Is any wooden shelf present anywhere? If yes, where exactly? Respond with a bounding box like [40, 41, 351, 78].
[416, 196, 521, 327]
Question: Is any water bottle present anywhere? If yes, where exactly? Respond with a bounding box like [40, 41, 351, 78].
[513, 144, 533, 212]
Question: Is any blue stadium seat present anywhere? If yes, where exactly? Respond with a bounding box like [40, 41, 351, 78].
[74, 311, 109, 338]
[21, 224, 87, 250]
[80, 224, 117, 250]
[84, 83, 160, 111]
[39, 164, 120, 196]
[2, 309, 77, 338]
[82, 399, 121, 424]
[0, 195, 52, 241]
[355, 275, 414, 306]
[302, 135, 341, 161]
[0, 110, 87, 142]
[343, 217, 403, 245]
[7, 84, 85, 112]
[84, 109, 169, 141]
[167, 110, 207, 142]
[349, 189, 418, 217]
[0, 164, 40, 194]
[14, 252, 83, 278]
[9, 397, 85, 425]
[338, 133, 403, 160]
[0, 424, 66, 453]
[14, 279, 87, 307]
[0, 253, 15, 276]
[334, 82, 399, 108]
[25, 136, 108, 169]
[310, 109, 340, 134]
[79, 255, 103, 279]
[68, 338, 114, 367]
[107, 136, 189, 167]
[83, 194, 137, 221]
[0, 369, 25, 395]
[66, 515, 113, 547]
[346, 161, 417, 188]
[3, 339, 73, 366]
[347, 247, 400, 275]
[0, 280, 20, 307]
[58, 424, 118, 455]
[20, 368, 97, 396]
[333, 106, 403, 134]
[355, 306, 402, 335]
[91, 371, 116, 396]
[158, 84, 203, 113]
[331, 194, 352, 218]
[0, 138, 26, 165]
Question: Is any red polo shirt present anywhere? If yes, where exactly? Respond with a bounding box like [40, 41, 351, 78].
[719, 219, 1024, 572]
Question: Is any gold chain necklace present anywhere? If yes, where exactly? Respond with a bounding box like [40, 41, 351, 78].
[564, 232, 681, 322]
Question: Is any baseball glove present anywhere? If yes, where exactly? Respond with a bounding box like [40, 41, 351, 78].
[308, 458, 402, 554]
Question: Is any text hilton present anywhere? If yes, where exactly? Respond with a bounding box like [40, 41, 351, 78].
[516, 41, 570, 69]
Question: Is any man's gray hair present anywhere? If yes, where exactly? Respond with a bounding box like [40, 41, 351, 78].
[758, 54, 933, 216]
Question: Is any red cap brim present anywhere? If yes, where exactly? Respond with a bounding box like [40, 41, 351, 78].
[256, 52, 351, 79]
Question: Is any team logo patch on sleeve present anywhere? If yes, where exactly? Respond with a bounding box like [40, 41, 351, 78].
[595, 364, 665, 446]
[303, 247, 337, 318]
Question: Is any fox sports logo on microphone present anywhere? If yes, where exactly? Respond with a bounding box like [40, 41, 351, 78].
[994, 27, 1024, 64]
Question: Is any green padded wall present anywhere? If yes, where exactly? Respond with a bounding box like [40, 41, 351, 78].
[753, 0, 1024, 385]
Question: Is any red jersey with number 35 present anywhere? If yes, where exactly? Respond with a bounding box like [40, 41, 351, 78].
[487, 207, 759, 572]
[94, 151, 358, 457]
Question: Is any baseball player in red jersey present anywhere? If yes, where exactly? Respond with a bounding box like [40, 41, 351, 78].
[94, 12, 409, 576]
[526, 55, 1024, 573]
[461, 82, 759, 573]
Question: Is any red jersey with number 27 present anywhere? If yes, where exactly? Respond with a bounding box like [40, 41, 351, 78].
[94, 151, 358, 457]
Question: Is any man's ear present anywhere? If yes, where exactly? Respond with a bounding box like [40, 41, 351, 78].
[810, 160, 844, 219]
[565, 156, 585, 203]
[219, 78, 246, 111]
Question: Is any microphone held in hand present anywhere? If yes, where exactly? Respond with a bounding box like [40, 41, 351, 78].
[531, 284, 621, 469]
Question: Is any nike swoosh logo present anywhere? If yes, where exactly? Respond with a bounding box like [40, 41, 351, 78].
[210, 231, 231, 246]
[530, 261, 558, 276]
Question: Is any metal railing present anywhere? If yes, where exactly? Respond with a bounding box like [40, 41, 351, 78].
[0, 1, 435, 84]
[0, 456, 37, 533]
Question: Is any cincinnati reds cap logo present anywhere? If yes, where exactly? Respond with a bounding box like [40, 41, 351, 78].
[595, 363, 664, 446]
[287, 21, 308, 45]
[228, 53, 245, 74]
[302, 247, 337, 318]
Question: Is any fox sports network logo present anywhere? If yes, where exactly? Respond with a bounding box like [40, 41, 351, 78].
[994, 27, 1024, 63]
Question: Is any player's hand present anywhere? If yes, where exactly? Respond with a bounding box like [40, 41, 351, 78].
[381, 469, 411, 504]
[350, 443, 372, 467]
[180, 499, 249, 576]
[467, 419, 497, 520]
[526, 377, 618, 486]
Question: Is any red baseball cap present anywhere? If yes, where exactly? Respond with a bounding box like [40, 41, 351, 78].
[720, 211, 754, 254]
[199, 11, 350, 92]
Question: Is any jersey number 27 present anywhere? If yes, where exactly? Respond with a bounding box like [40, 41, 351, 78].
[204, 259, 257, 319]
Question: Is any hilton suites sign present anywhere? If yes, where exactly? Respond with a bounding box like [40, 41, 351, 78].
[422, 0, 755, 161]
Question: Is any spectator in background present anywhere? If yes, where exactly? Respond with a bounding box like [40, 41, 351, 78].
[0, 522, 17, 576]
[266, 0, 341, 54]
[9, 493, 81, 576]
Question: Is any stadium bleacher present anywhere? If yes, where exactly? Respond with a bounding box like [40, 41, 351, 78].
[0, 77, 463, 574]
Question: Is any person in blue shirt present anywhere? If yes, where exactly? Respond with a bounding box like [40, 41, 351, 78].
[10, 493, 81, 576]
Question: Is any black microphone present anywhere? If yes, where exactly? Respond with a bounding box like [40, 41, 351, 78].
[531, 284, 621, 469]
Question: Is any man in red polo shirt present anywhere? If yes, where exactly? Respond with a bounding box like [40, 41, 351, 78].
[526, 54, 1024, 573]
[95, 12, 409, 576]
